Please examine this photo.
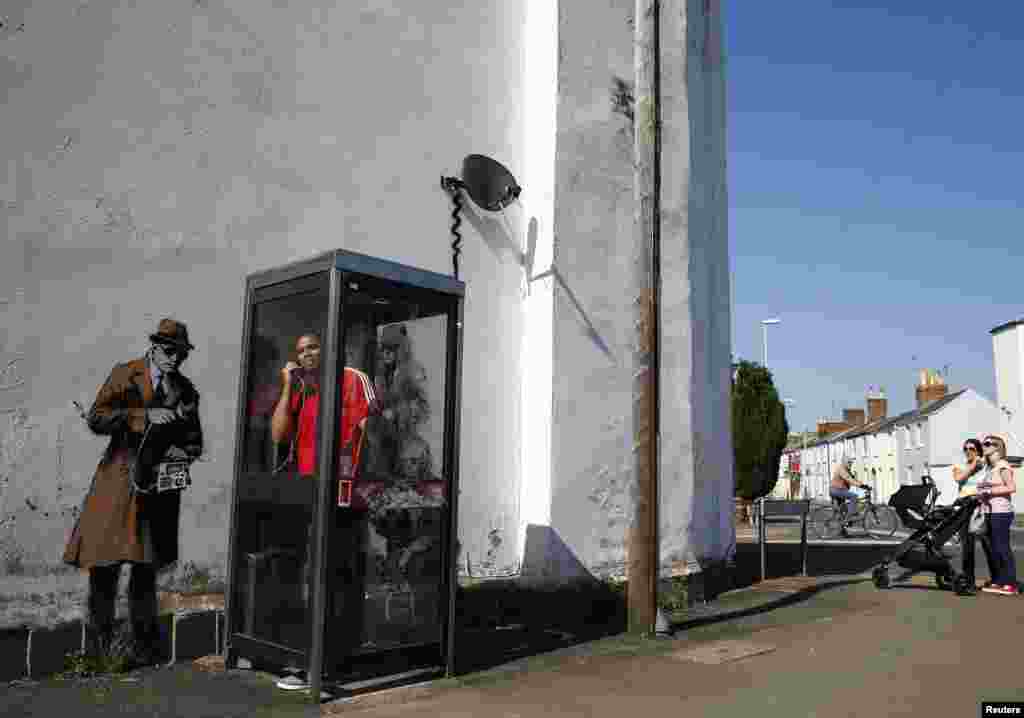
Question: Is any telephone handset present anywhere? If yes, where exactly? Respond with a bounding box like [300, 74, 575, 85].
[271, 367, 318, 476]
[291, 367, 318, 391]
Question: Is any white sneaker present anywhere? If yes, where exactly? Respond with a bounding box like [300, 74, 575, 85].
[276, 674, 309, 690]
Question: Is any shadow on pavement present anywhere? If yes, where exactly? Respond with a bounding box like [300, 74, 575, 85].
[661, 541, 897, 631]
[454, 542, 904, 674]
[1, 664, 321, 718]
[732, 541, 896, 587]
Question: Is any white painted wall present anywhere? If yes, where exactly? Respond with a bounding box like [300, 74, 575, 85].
[797, 443, 829, 501]
[927, 389, 1002, 506]
[992, 321, 1024, 455]
[1, 0, 529, 579]
[1, 0, 732, 609]
[929, 390, 1002, 467]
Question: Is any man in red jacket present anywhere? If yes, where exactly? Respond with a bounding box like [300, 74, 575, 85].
[270, 333, 376, 479]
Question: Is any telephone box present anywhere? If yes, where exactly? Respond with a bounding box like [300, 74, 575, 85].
[224, 250, 464, 699]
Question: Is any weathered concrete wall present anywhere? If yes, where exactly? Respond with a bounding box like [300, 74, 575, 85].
[658, 0, 734, 571]
[547, 0, 733, 581]
[0, 0, 527, 598]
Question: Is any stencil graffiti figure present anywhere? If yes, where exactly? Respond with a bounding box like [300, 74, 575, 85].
[63, 318, 204, 666]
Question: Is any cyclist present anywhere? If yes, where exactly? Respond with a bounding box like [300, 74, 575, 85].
[830, 457, 866, 533]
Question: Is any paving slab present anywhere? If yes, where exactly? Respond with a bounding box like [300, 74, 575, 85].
[667, 639, 776, 665]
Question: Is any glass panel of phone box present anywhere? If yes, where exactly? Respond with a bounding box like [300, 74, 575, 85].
[236, 272, 450, 658]
[236, 274, 330, 654]
[328, 279, 449, 658]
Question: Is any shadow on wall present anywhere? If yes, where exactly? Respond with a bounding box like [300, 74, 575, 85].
[461, 198, 616, 362]
[520, 523, 602, 588]
[458, 200, 616, 365]
[454, 523, 626, 675]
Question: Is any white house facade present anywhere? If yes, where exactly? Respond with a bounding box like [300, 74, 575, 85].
[794, 388, 1002, 507]
[991, 318, 1024, 457]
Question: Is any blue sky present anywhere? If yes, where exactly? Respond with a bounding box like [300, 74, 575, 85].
[725, 0, 1024, 432]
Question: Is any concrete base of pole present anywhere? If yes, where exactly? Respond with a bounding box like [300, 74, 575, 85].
[655, 608, 674, 637]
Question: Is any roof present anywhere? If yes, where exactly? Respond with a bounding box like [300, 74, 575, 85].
[842, 415, 892, 440]
[990, 318, 1024, 336]
[796, 388, 970, 450]
[896, 389, 967, 425]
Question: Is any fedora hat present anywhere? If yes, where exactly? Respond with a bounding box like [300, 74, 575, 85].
[380, 323, 407, 346]
[149, 318, 195, 350]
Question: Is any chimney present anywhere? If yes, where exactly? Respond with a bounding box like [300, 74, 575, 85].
[916, 369, 947, 409]
[817, 419, 852, 438]
[867, 386, 888, 422]
[843, 408, 866, 426]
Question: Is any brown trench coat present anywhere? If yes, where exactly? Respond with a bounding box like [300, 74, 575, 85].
[63, 357, 203, 571]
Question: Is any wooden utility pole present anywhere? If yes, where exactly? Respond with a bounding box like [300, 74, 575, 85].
[627, 0, 660, 637]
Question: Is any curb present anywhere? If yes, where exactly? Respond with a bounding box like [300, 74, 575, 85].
[323, 679, 454, 715]
[1, 608, 225, 682]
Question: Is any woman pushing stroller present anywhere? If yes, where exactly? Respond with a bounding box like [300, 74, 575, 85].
[873, 434, 1018, 595]
[953, 438, 994, 596]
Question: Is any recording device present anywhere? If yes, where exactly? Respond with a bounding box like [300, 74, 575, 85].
[73, 399, 191, 495]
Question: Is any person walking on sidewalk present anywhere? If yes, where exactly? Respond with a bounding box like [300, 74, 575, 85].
[976, 435, 1018, 595]
[953, 438, 995, 595]
[64, 319, 204, 665]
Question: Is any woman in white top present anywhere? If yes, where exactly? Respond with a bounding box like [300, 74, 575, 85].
[953, 438, 994, 595]
[976, 435, 1018, 595]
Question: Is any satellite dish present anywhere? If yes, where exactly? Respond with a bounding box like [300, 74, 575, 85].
[460, 154, 521, 211]
[439, 155, 523, 278]
[451, 155, 521, 212]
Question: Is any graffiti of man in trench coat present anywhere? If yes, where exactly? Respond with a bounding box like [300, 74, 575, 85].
[63, 318, 203, 662]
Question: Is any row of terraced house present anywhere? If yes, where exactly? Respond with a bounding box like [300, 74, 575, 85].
[776, 318, 1024, 510]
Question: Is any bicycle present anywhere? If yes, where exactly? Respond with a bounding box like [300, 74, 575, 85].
[809, 485, 899, 539]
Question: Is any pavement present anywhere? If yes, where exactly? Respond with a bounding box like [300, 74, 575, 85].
[0, 573, 863, 718]
[2, 537, 1020, 717]
[340, 572, 1024, 718]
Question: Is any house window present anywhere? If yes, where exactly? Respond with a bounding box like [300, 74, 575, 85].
[906, 465, 914, 484]
[917, 423, 925, 448]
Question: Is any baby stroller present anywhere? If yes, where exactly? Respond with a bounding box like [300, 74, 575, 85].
[871, 474, 981, 594]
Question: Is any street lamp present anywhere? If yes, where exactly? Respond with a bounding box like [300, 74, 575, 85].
[761, 318, 781, 369]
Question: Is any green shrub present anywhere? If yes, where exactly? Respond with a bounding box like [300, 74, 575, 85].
[732, 360, 789, 500]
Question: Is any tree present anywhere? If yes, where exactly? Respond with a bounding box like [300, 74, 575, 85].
[732, 360, 789, 500]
